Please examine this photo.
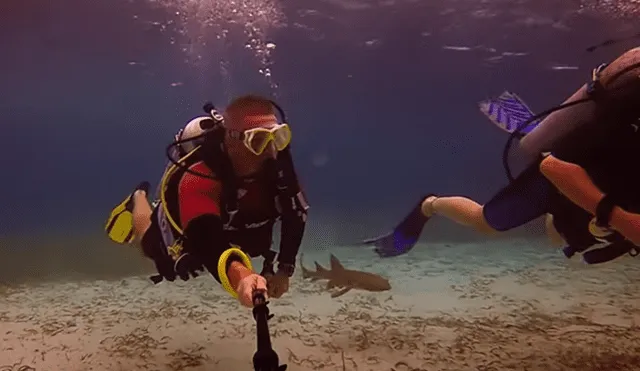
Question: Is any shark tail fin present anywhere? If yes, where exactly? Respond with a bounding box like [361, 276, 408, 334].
[478, 91, 540, 135]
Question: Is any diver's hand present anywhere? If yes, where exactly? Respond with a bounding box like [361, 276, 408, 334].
[148, 252, 177, 284]
[174, 253, 204, 281]
[265, 270, 290, 298]
[237, 273, 268, 307]
[611, 208, 640, 246]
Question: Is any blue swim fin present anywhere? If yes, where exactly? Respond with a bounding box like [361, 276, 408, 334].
[478, 91, 540, 135]
[362, 197, 431, 258]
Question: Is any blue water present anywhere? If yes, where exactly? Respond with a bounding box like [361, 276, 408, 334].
[2, 0, 636, 236]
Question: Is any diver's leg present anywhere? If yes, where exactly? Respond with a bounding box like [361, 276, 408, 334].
[422, 163, 554, 234]
[139, 211, 178, 282]
[132, 189, 153, 242]
[421, 196, 495, 233]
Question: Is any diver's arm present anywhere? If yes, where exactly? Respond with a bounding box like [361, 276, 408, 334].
[179, 165, 253, 290]
[278, 209, 306, 267]
[539, 155, 625, 218]
[276, 190, 309, 274]
[182, 214, 250, 285]
[541, 156, 640, 245]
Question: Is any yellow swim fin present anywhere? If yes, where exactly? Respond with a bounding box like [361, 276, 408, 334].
[105, 181, 150, 244]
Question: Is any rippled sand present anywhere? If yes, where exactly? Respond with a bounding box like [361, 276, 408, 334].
[1, 239, 639, 371]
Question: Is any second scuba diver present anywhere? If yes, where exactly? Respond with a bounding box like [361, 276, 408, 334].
[363, 47, 640, 264]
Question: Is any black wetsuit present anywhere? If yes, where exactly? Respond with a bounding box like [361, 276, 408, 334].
[482, 105, 640, 252]
[141, 159, 308, 283]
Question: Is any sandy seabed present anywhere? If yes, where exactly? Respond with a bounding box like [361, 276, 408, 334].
[1, 239, 640, 371]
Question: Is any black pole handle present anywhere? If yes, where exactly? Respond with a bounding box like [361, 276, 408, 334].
[251, 289, 287, 371]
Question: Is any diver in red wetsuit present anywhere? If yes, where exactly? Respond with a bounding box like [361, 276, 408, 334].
[107, 95, 309, 307]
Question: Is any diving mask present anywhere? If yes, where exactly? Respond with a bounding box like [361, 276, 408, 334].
[230, 123, 292, 156]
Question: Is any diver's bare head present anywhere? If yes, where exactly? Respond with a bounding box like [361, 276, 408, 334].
[223, 95, 281, 177]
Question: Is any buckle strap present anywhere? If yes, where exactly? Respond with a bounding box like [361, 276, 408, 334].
[587, 62, 609, 96]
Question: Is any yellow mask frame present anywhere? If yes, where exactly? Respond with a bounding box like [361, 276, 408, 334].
[230, 123, 292, 156]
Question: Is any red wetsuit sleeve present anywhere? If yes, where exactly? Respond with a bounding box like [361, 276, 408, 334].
[178, 162, 223, 228]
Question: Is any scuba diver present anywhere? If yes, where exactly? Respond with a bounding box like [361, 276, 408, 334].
[363, 47, 640, 264]
[105, 95, 309, 308]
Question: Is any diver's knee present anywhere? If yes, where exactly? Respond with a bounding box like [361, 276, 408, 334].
[477, 223, 499, 234]
[475, 206, 499, 234]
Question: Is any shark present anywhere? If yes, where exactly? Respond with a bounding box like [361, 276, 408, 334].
[300, 253, 392, 298]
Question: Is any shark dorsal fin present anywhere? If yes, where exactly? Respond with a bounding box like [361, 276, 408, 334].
[329, 254, 345, 271]
[314, 262, 328, 273]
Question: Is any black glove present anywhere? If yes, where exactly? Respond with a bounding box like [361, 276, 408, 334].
[149, 247, 204, 284]
[174, 253, 205, 281]
[149, 248, 178, 284]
